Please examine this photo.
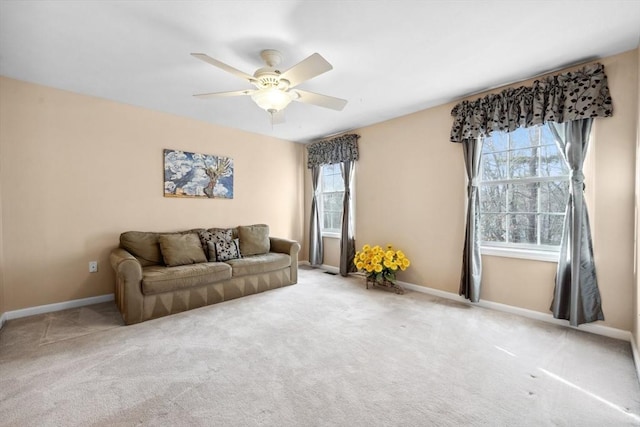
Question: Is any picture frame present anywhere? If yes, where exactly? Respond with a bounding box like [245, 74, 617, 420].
[163, 149, 234, 199]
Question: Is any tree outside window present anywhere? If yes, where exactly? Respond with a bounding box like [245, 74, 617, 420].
[479, 124, 569, 251]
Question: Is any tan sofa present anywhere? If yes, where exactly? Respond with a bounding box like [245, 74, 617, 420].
[109, 224, 300, 325]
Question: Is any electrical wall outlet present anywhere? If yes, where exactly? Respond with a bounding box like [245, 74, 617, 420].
[89, 261, 98, 273]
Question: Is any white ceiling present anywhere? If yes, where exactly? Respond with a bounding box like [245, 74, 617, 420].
[1, 1, 639, 143]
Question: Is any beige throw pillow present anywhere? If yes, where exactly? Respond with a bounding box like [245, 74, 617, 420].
[120, 231, 167, 266]
[158, 233, 207, 267]
[238, 224, 270, 256]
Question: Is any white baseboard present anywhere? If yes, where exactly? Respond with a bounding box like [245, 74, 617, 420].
[397, 280, 631, 342]
[3, 294, 115, 322]
[0, 311, 6, 331]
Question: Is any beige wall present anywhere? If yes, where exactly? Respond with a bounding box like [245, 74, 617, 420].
[322, 237, 341, 268]
[355, 104, 466, 289]
[635, 43, 640, 346]
[312, 49, 639, 331]
[0, 76, 304, 312]
[588, 50, 638, 331]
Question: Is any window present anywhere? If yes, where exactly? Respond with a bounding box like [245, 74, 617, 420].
[479, 124, 569, 255]
[320, 163, 344, 235]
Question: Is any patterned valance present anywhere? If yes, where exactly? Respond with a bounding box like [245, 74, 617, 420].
[450, 63, 613, 143]
[307, 134, 360, 168]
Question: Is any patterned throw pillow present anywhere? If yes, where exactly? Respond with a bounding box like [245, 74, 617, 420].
[214, 238, 241, 262]
[198, 229, 233, 261]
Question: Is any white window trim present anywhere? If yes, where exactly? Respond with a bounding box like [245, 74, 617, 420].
[321, 231, 341, 239]
[479, 125, 568, 258]
[320, 189, 344, 235]
[481, 245, 559, 263]
[319, 164, 344, 235]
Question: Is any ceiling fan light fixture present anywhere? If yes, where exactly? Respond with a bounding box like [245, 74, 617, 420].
[251, 88, 293, 112]
[192, 50, 348, 123]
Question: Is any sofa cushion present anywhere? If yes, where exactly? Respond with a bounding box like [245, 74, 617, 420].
[120, 231, 163, 267]
[212, 238, 241, 262]
[225, 252, 290, 277]
[142, 262, 232, 295]
[198, 229, 233, 261]
[238, 224, 270, 256]
[120, 229, 206, 267]
[158, 233, 207, 267]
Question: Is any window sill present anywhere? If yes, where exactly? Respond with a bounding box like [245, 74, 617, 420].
[322, 232, 341, 239]
[481, 246, 559, 263]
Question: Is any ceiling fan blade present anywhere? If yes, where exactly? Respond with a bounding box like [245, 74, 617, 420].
[270, 110, 286, 125]
[191, 53, 255, 82]
[193, 90, 255, 99]
[280, 53, 333, 88]
[293, 89, 348, 111]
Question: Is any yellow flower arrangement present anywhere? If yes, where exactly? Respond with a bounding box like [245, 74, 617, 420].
[354, 244, 411, 284]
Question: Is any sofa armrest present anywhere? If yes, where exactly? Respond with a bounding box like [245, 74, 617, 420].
[270, 237, 301, 256]
[110, 248, 144, 325]
[269, 237, 301, 283]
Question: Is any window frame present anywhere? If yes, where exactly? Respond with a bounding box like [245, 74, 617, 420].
[478, 124, 569, 262]
[319, 163, 344, 238]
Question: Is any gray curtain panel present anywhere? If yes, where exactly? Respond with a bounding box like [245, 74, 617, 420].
[460, 138, 483, 302]
[340, 160, 356, 276]
[548, 119, 604, 326]
[449, 62, 613, 309]
[309, 165, 323, 266]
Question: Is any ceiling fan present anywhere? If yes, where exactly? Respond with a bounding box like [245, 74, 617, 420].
[191, 49, 348, 124]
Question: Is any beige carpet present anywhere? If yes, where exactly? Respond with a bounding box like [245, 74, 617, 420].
[1, 268, 639, 426]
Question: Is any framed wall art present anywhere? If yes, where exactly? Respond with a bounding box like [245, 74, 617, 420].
[163, 149, 234, 199]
